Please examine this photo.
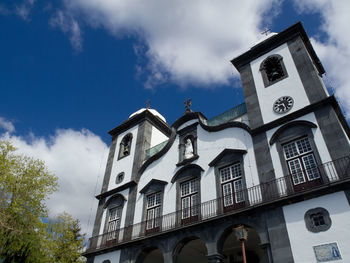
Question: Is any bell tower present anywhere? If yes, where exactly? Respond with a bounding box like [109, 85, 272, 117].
[231, 22, 328, 129]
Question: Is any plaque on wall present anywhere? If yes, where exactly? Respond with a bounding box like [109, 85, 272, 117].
[313, 242, 341, 262]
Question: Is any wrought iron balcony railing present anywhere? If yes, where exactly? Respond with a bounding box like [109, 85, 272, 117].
[86, 156, 350, 253]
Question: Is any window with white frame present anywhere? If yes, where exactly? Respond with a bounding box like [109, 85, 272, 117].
[283, 137, 320, 185]
[146, 192, 162, 230]
[220, 163, 244, 207]
[180, 178, 199, 219]
[107, 206, 122, 240]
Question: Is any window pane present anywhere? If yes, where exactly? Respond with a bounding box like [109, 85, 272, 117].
[109, 208, 117, 220]
[146, 209, 154, 229]
[283, 142, 298, 159]
[154, 207, 161, 227]
[231, 163, 242, 179]
[116, 207, 122, 218]
[147, 194, 155, 208]
[155, 192, 161, 205]
[288, 159, 305, 184]
[181, 181, 190, 196]
[302, 154, 320, 180]
[182, 197, 190, 219]
[296, 137, 312, 154]
[191, 194, 199, 216]
[311, 213, 325, 227]
[234, 179, 245, 203]
[220, 166, 231, 182]
[190, 179, 199, 193]
[223, 183, 233, 206]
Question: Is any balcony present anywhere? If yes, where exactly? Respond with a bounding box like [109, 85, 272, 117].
[86, 156, 350, 254]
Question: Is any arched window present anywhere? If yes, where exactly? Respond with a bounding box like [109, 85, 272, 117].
[172, 164, 204, 225]
[103, 194, 126, 242]
[270, 121, 324, 193]
[118, 133, 133, 159]
[209, 149, 248, 212]
[260, 54, 288, 87]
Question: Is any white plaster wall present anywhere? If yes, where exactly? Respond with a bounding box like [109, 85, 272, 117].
[133, 120, 259, 225]
[94, 250, 121, 263]
[250, 43, 311, 124]
[266, 112, 333, 180]
[177, 119, 198, 131]
[150, 126, 169, 148]
[99, 189, 129, 236]
[283, 191, 350, 263]
[108, 126, 139, 191]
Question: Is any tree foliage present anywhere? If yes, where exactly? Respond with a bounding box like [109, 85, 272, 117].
[0, 141, 86, 263]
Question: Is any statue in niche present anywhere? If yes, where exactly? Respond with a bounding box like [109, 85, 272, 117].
[184, 138, 194, 159]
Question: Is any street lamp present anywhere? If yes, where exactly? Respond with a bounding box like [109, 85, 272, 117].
[234, 225, 248, 263]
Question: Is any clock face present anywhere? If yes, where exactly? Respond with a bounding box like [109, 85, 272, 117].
[273, 96, 294, 114]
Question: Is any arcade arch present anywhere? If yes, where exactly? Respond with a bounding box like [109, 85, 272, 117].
[218, 225, 267, 263]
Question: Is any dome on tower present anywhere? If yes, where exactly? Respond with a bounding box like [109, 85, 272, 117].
[129, 108, 166, 123]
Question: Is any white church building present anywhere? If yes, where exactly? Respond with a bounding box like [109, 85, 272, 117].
[83, 22, 350, 263]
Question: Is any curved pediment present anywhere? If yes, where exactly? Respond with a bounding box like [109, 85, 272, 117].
[269, 120, 317, 145]
[171, 164, 204, 183]
[208, 149, 247, 167]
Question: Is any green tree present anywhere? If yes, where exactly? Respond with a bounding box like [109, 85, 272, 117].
[46, 212, 86, 263]
[0, 141, 86, 263]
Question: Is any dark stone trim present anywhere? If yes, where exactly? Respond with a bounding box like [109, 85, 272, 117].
[172, 112, 207, 129]
[96, 181, 137, 200]
[304, 207, 332, 233]
[109, 109, 171, 137]
[139, 179, 168, 194]
[269, 120, 317, 145]
[231, 21, 325, 76]
[103, 193, 127, 208]
[176, 155, 199, 167]
[208, 149, 247, 167]
[332, 98, 350, 140]
[101, 136, 119, 194]
[252, 132, 276, 184]
[238, 64, 264, 130]
[171, 164, 205, 183]
[345, 190, 350, 206]
[260, 54, 289, 88]
[288, 37, 328, 103]
[314, 103, 350, 162]
[199, 119, 251, 133]
[251, 96, 336, 135]
[177, 122, 198, 136]
[91, 199, 106, 238]
[265, 207, 294, 262]
[139, 128, 177, 174]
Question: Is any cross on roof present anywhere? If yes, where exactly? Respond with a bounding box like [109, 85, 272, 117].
[261, 28, 271, 36]
[184, 98, 192, 113]
[145, 99, 151, 109]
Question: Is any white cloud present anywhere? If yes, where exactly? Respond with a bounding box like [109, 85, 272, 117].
[0, 121, 108, 237]
[15, 0, 36, 21]
[293, 0, 350, 118]
[57, 0, 281, 87]
[0, 117, 15, 133]
[50, 10, 83, 51]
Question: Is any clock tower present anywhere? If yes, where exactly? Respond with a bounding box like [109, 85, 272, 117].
[231, 22, 328, 129]
[231, 22, 349, 184]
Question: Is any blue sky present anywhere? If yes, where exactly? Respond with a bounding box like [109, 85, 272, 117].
[1, 0, 349, 236]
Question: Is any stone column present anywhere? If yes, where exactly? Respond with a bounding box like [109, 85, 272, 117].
[260, 243, 273, 263]
[163, 252, 173, 263]
[207, 254, 224, 263]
